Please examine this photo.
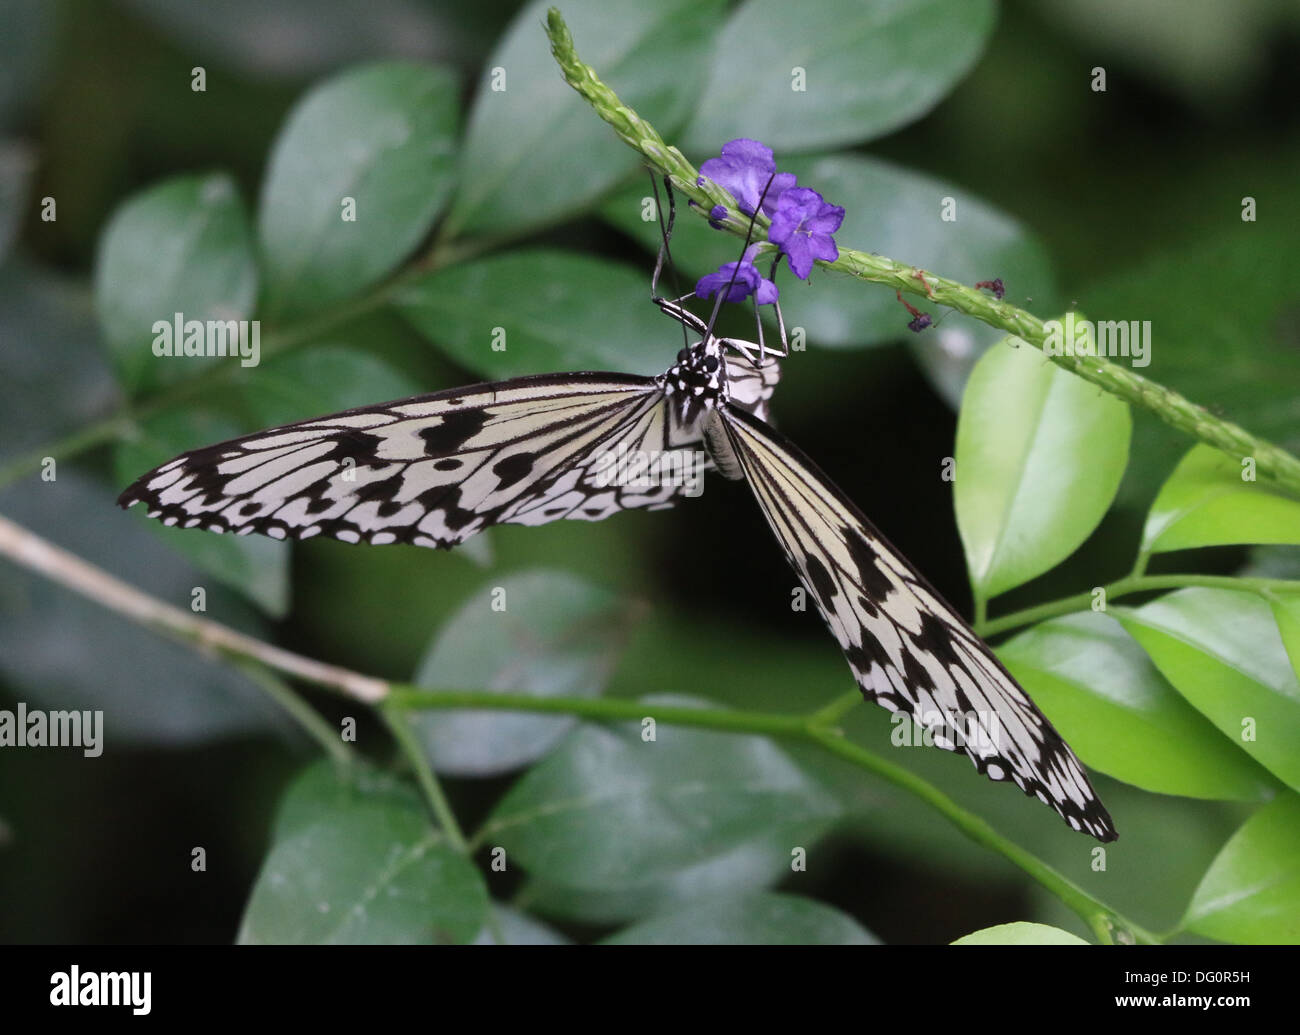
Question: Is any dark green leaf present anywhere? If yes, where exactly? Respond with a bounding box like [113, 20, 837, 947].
[1182, 792, 1300, 944]
[682, 0, 996, 153]
[956, 336, 1131, 600]
[239, 761, 488, 944]
[445, 0, 726, 237]
[998, 613, 1276, 800]
[94, 173, 257, 394]
[601, 892, 877, 945]
[480, 695, 841, 890]
[1117, 588, 1300, 794]
[395, 249, 677, 377]
[411, 570, 639, 777]
[258, 61, 459, 318]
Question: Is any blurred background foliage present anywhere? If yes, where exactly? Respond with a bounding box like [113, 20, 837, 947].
[1, 0, 1299, 944]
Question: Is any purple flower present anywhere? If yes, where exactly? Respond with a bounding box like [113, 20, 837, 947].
[768, 187, 843, 280]
[696, 247, 779, 305]
[699, 138, 796, 217]
[708, 204, 728, 230]
[907, 313, 932, 333]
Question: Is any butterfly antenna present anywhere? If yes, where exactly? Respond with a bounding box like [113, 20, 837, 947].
[702, 172, 778, 345]
[649, 173, 690, 352]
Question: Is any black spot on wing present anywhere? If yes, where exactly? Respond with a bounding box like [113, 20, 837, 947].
[803, 553, 839, 605]
[419, 409, 489, 456]
[491, 452, 534, 491]
[330, 430, 384, 462]
[847, 535, 895, 602]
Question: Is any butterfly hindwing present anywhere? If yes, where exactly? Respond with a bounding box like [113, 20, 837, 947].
[716, 403, 1117, 842]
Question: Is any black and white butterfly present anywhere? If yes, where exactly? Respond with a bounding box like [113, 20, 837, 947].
[119, 198, 1116, 843]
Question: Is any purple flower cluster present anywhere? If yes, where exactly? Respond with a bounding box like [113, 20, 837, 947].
[694, 138, 844, 304]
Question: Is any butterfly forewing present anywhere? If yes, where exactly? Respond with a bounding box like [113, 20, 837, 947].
[716, 404, 1117, 842]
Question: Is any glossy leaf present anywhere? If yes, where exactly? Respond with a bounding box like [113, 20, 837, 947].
[410, 570, 638, 777]
[1269, 589, 1300, 684]
[1142, 443, 1300, 555]
[481, 695, 841, 890]
[1117, 588, 1300, 793]
[446, 0, 725, 236]
[94, 173, 257, 393]
[998, 612, 1276, 801]
[395, 249, 678, 377]
[239, 761, 488, 944]
[1182, 792, 1300, 944]
[683, 0, 996, 153]
[952, 921, 1089, 945]
[602, 893, 877, 945]
[258, 61, 458, 318]
[956, 335, 1131, 600]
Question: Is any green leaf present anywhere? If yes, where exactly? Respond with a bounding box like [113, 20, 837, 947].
[445, 0, 726, 237]
[956, 335, 1131, 601]
[683, 0, 995, 153]
[1269, 590, 1300, 683]
[1182, 792, 1300, 944]
[115, 409, 290, 617]
[410, 570, 639, 777]
[238, 344, 423, 429]
[93, 173, 257, 394]
[1117, 588, 1300, 794]
[601, 892, 877, 945]
[600, 153, 1058, 360]
[0, 141, 35, 262]
[258, 61, 459, 319]
[1142, 443, 1300, 556]
[395, 249, 678, 377]
[519, 823, 830, 926]
[480, 695, 841, 890]
[998, 612, 1277, 801]
[952, 921, 1090, 945]
[472, 904, 572, 945]
[239, 761, 488, 944]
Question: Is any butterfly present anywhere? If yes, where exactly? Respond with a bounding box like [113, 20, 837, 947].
[118, 201, 1117, 843]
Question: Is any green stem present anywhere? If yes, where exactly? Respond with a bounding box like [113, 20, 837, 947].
[379, 704, 470, 855]
[545, 7, 1300, 500]
[235, 660, 354, 765]
[978, 573, 1300, 638]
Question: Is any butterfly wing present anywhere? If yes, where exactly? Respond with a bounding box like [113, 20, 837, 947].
[716, 404, 1117, 841]
[119, 373, 700, 548]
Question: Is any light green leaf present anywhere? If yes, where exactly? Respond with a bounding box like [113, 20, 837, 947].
[1182, 792, 1300, 944]
[239, 344, 422, 429]
[258, 61, 458, 318]
[446, 0, 725, 236]
[473, 904, 572, 945]
[952, 921, 1090, 945]
[395, 249, 679, 377]
[94, 173, 257, 394]
[956, 335, 1131, 600]
[1269, 589, 1300, 684]
[1142, 443, 1300, 555]
[411, 570, 639, 777]
[1117, 588, 1300, 794]
[683, 0, 996, 153]
[998, 612, 1277, 801]
[481, 695, 841, 890]
[239, 761, 488, 944]
[602, 893, 877, 945]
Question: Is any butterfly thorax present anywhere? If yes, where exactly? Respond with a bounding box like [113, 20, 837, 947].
[659, 338, 745, 480]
